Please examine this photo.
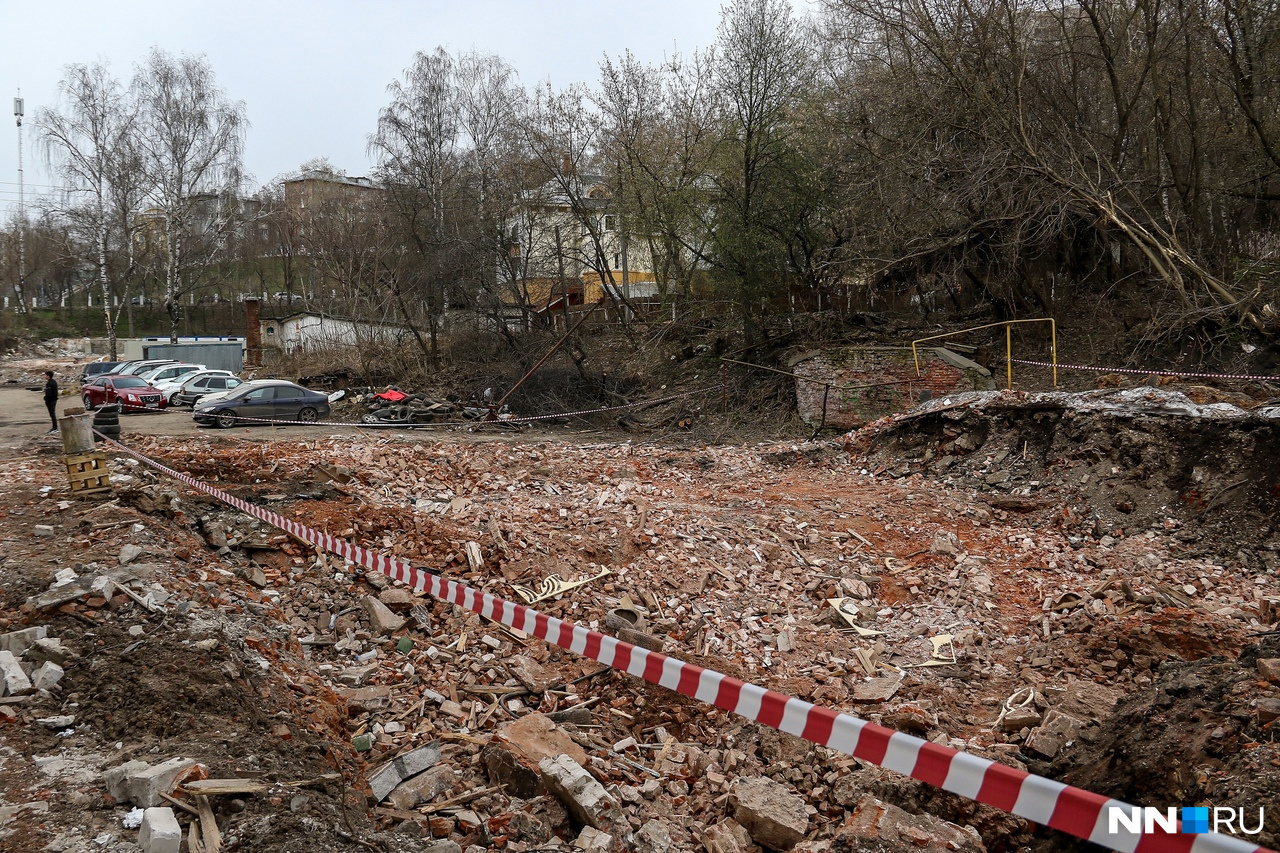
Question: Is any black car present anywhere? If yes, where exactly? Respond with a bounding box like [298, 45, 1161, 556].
[78, 361, 121, 384]
[192, 379, 331, 428]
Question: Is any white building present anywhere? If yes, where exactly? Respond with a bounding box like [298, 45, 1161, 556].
[261, 311, 411, 354]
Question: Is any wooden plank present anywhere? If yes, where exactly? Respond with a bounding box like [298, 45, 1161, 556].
[196, 795, 222, 853]
[181, 779, 271, 796]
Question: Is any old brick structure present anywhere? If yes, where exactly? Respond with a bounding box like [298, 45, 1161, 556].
[789, 346, 994, 429]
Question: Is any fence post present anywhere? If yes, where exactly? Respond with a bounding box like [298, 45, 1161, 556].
[721, 362, 728, 414]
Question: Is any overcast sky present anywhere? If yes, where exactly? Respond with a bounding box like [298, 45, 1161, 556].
[0, 0, 750, 215]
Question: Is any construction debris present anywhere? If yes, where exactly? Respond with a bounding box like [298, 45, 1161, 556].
[0, 405, 1277, 853]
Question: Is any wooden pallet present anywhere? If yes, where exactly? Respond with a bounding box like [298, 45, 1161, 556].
[64, 450, 113, 499]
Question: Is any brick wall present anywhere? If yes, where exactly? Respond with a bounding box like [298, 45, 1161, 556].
[244, 299, 263, 367]
[790, 347, 993, 429]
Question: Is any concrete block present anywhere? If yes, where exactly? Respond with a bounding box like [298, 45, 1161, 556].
[0, 626, 48, 655]
[729, 777, 809, 850]
[139, 807, 181, 853]
[367, 741, 442, 802]
[126, 757, 200, 807]
[538, 753, 621, 829]
[30, 661, 64, 691]
[0, 650, 32, 696]
[104, 760, 151, 803]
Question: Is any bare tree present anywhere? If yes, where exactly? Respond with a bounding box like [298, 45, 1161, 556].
[133, 48, 247, 342]
[709, 0, 817, 342]
[36, 62, 145, 359]
[370, 48, 464, 364]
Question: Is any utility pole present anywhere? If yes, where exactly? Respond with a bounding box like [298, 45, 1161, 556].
[13, 93, 29, 314]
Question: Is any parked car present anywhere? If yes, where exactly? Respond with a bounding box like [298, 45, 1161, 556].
[171, 371, 242, 407]
[138, 362, 205, 383]
[142, 364, 214, 403]
[82, 375, 167, 412]
[78, 361, 121, 385]
[137, 363, 208, 402]
[192, 379, 330, 428]
[117, 359, 178, 377]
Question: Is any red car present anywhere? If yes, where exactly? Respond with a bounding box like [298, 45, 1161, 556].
[81, 375, 168, 412]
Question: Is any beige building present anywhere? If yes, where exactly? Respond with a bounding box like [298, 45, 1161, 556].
[283, 171, 384, 216]
[503, 170, 660, 315]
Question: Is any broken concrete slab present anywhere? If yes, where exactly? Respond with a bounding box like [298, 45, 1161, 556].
[999, 707, 1043, 732]
[367, 741, 442, 802]
[538, 753, 621, 830]
[0, 650, 32, 696]
[729, 777, 809, 850]
[574, 826, 617, 852]
[703, 818, 761, 853]
[119, 543, 143, 565]
[851, 676, 902, 703]
[27, 637, 71, 665]
[363, 595, 407, 635]
[104, 760, 151, 803]
[633, 819, 673, 853]
[338, 686, 393, 714]
[378, 588, 415, 611]
[138, 807, 181, 853]
[507, 654, 555, 692]
[836, 795, 985, 853]
[387, 765, 455, 810]
[0, 626, 48, 655]
[1025, 709, 1085, 759]
[483, 712, 588, 798]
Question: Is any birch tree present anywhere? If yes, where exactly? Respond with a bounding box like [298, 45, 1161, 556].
[36, 63, 143, 359]
[133, 49, 246, 342]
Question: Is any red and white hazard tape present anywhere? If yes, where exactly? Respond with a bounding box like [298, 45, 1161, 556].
[93, 432, 1270, 853]
[1011, 359, 1280, 383]
[178, 385, 719, 430]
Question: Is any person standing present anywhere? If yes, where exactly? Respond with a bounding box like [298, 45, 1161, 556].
[43, 370, 59, 434]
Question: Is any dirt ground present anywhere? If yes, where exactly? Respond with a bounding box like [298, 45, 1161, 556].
[2, 356, 1279, 853]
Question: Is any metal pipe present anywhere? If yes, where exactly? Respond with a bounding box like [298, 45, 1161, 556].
[490, 298, 606, 418]
[1006, 323, 1013, 390]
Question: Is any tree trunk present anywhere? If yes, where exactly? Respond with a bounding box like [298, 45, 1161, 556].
[97, 220, 118, 361]
[165, 215, 183, 343]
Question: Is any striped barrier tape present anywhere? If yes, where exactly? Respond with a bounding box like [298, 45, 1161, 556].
[178, 385, 719, 431]
[91, 432, 1270, 853]
[1010, 359, 1280, 383]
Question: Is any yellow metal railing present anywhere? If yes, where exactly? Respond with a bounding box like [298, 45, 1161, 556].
[911, 319, 1057, 390]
